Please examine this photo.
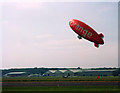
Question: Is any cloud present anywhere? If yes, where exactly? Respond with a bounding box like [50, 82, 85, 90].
[35, 34, 54, 39]
[2, 2, 118, 69]
[32, 37, 92, 51]
[14, 2, 42, 9]
[3, 20, 9, 25]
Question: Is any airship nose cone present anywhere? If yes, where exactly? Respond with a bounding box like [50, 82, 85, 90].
[69, 20, 73, 26]
[69, 19, 75, 26]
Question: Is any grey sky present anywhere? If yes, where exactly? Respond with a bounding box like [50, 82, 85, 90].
[2, 2, 118, 69]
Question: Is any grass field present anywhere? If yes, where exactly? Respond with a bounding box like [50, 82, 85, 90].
[2, 86, 120, 92]
[2, 76, 120, 82]
[2, 76, 120, 92]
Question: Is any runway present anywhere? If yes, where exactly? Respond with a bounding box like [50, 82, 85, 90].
[2, 81, 120, 87]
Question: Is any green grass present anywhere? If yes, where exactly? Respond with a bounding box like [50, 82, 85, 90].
[2, 76, 120, 82]
[2, 77, 120, 92]
[2, 86, 120, 92]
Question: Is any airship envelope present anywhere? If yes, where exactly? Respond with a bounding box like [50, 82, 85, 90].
[69, 19, 104, 48]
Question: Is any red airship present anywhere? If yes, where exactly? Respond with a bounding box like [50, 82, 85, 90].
[69, 19, 104, 48]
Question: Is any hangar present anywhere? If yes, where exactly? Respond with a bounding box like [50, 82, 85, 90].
[76, 69, 116, 76]
[43, 70, 57, 76]
[4, 72, 27, 77]
[44, 70, 75, 77]
[43, 69, 116, 77]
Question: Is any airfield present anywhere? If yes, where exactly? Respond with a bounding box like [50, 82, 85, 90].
[2, 81, 119, 87]
[2, 76, 120, 92]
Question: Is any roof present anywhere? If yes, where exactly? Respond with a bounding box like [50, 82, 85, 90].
[70, 70, 82, 73]
[7, 72, 26, 75]
[49, 70, 57, 73]
[59, 70, 68, 73]
[83, 70, 116, 72]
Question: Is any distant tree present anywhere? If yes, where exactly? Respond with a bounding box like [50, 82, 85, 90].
[77, 67, 82, 69]
[34, 67, 38, 69]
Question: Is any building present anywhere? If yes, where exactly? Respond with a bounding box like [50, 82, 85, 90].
[4, 72, 27, 77]
[54, 70, 63, 76]
[28, 74, 41, 77]
[64, 70, 74, 77]
[43, 69, 117, 77]
[70, 70, 82, 76]
[44, 70, 74, 77]
[76, 69, 116, 76]
[43, 70, 57, 76]
[44, 70, 73, 77]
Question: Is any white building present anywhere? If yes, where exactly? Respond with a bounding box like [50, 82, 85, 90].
[4, 72, 27, 77]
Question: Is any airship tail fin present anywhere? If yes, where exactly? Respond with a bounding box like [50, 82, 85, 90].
[94, 43, 99, 48]
[99, 33, 104, 39]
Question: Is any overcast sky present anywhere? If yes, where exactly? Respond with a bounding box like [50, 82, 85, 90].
[1, 1, 118, 69]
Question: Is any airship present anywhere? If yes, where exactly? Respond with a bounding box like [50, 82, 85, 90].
[69, 19, 104, 48]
